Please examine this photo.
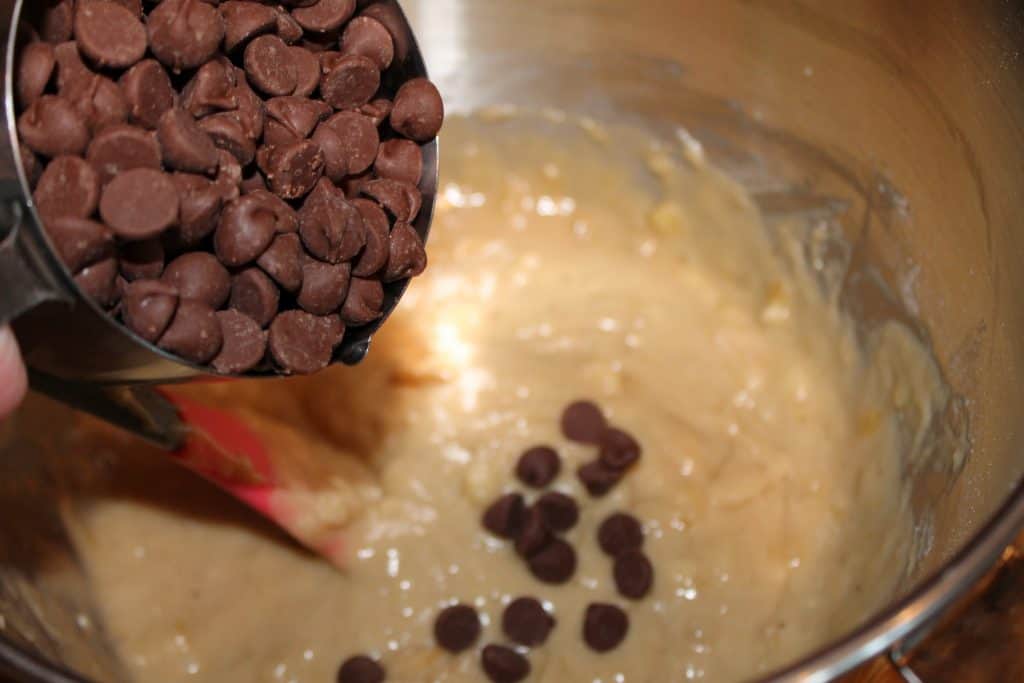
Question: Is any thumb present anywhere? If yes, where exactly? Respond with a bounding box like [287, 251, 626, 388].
[0, 326, 27, 419]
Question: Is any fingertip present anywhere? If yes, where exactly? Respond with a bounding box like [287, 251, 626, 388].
[0, 326, 27, 419]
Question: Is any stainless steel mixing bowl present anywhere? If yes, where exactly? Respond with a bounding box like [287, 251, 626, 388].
[3, 1, 1024, 681]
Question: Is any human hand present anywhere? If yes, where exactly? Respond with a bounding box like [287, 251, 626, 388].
[0, 326, 27, 419]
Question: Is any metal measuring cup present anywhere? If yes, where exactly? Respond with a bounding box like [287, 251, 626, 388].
[0, 0, 438, 448]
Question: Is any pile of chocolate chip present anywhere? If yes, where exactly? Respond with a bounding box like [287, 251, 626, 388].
[336, 401, 655, 683]
[16, 0, 442, 375]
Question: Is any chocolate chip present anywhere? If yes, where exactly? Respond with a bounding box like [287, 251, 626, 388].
[290, 46, 322, 97]
[502, 597, 555, 647]
[433, 604, 480, 654]
[64, 72, 129, 134]
[298, 260, 351, 316]
[259, 139, 325, 199]
[383, 222, 426, 283]
[576, 460, 623, 498]
[220, 0, 278, 52]
[362, 178, 421, 223]
[336, 655, 385, 683]
[16, 41, 56, 110]
[158, 299, 224, 364]
[231, 69, 267, 140]
[561, 401, 607, 444]
[74, 257, 120, 308]
[516, 446, 561, 489]
[613, 550, 654, 600]
[74, 1, 147, 69]
[600, 428, 641, 471]
[214, 150, 244, 203]
[313, 111, 379, 181]
[245, 34, 297, 96]
[215, 195, 279, 267]
[340, 16, 393, 70]
[482, 493, 526, 540]
[87, 124, 162, 186]
[241, 171, 268, 195]
[119, 59, 176, 129]
[119, 239, 165, 281]
[359, 98, 392, 127]
[170, 173, 224, 248]
[342, 169, 373, 198]
[39, 0, 74, 43]
[276, 7, 305, 44]
[257, 232, 304, 292]
[158, 108, 220, 175]
[199, 113, 255, 166]
[375, 139, 423, 185]
[268, 309, 341, 374]
[597, 513, 644, 557]
[52, 41, 87, 92]
[20, 143, 42, 187]
[212, 310, 268, 375]
[340, 277, 383, 325]
[390, 77, 444, 142]
[121, 279, 179, 342]
[583, 603, 629, 653]
[148, 0, 226, 72]
[527, 538, 577, 584]
[43, 216, 113, 273]
[351, 199, 389, 277]
[231, 268, 281, 327]
[299, 178, 365, 263]
[18, 95, 89, 158]
[265, 96, 332, 146]
[162, 252, 231, 309]
[181, 57, 238, 118]
[514, 507, 551, 559]
[100, 168, 180, 241]
[535, 492, 579, 533]
[33, 155, 99, 221]
[480, 645, 530, 683]
[292, 0, 355, 33]
[320, 55, 379, 110]
[360, 2, 410, 63]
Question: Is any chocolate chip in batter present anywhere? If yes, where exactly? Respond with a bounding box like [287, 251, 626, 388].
[480, 645, 530, 683]
[515, 446, 561, 489]
[482, 493, 526, 540]
[597, 513, 644, 557]
[599, 428, 642, 471]
[336, 655, 385, 683]
[561, 400, 607, 444]
[515, 507, 552, 560]
[212, 310, 268, 375]
[527, 538, 577, 585]
[502, 597, 555, 647]
[576, 460, 623, 498]
[583, 603, 629, 653]
[535, 492, 579, 533]
[433, 604, 481, 654]
[613, 550, 654, 600]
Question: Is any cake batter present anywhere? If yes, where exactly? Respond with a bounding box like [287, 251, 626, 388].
[56, 113, 956, 682]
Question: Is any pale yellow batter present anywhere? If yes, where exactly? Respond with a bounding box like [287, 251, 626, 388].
[56, 113, 954, 682]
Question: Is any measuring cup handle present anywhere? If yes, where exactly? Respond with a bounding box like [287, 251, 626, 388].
[0, 198, 67, 326]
